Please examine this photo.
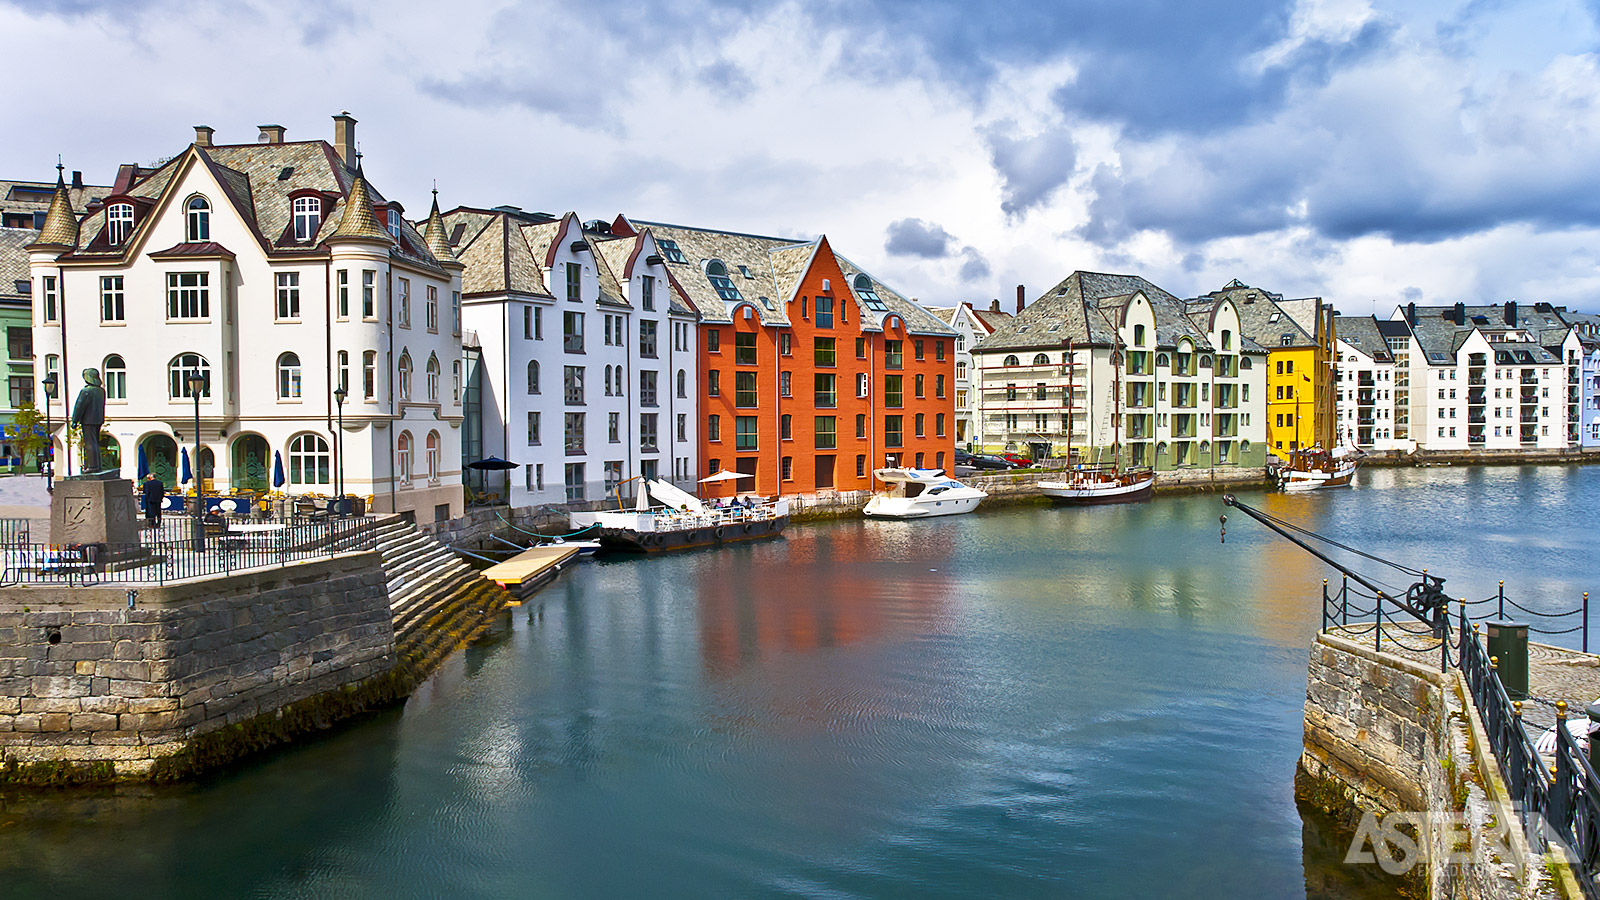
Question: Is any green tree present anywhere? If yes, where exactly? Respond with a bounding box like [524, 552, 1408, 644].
[9, 402, 46, 469]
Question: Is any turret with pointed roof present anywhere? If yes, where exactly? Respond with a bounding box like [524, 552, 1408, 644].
[327, 163, 393, 245]
[423, 188, 461, 269]
[27, 167, 79, 251]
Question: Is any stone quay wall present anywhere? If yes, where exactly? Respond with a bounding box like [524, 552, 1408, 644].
[1299, 633, 1556, 899]
[0, 553, 400, 784]
[421, 504, 571, 551]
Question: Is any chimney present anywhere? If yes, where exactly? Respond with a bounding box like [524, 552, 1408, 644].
[258, 124, 287, 144]
[332, 111, 358, 168]
[1504, 300, 1516, 326]
[1016, 284, 1025, 313]
[70, 170, 82, 190]
[194, 125, 214, 147]
[1453, 301, 1465, 325]
[1406, 302, 1416, 325]
[990, 299, 1001, 313]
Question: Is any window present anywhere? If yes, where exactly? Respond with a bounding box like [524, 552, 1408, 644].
[735, 416, 758, 450]
[335, 351, 350, 395]
[103, 355, 126, 400]
[885, 375, 903, 407]
[564, 366, 585, 404]
[780, 371, 792, 398]
[566, 262, 582, 301]
[936, 413, 945, 436]
[857, 454, 867, 477]
[816, 416, 836, 449]
[426, 355, 440, 401]
[533, 306, 544, 340]
[856, 338, 867, 359]
[936, 341, 946, 361]
[1035, 382, 1047, 401]
[854, 274, 887, 312]
[565, 463, 585, 501]
[735, 332, 757, 365]
[275, 272, 300, 319]
[564, 311, 584, 352]
[166, 272, 209, 319]
[816, 295, 834, 328]
[452, 360, 461, 403]
[337, 270, 350, 318]
[107, 203, 134, 245]
[936, 374, 945, 398]
[8, 376, 31, 408]
[362, 271, 375, 318]
[640, 320, 658, 358]
[707, 260, 742, 300]
[292, 196, 321, 241]
[640, 370, 658, 406]
[781, 456, 793, 481]
[885, 415, 903, 447]
[814, 337, 836, 367]
[397, 278, 411, 327]
[815, 373, 836, 408]
[857, 373, 869, 398]
[41, 276, 57, 322]
[426, 285, 438, 331]
[708, 370, 720, 397]
[522, 360, 539, 395]
[658, 239, 687, 263]
[641, 275, 656, 311]
[885, 340, 903, 369]
[708, 414, 721, 442]
[781, 414, 793, 440]
[397, 353, 413, 400]
[397, 432, 413, 484]
[641, 413, 658, 451]
[565, 413, 585, 453]
[288, 433, 331, 485]
[363, 351, 376, 399]
[677, 369, 687, 398]
[856, 414, 867, 439]
[1133, 324, 1146, 347]
[185, 196, 210, 242]
[916, 374, 926, 398]
[915, 340, 926, 361]
[736, 371, 758, 407]
[425, 432, 440, 482]
[453, 291, 461, 335]
[100, 276, 124, 322]
[168, 353, 210, 398]
[915, 413, 925, 437]
[707, 329, 720, 352]
[277, 352, 302, 399]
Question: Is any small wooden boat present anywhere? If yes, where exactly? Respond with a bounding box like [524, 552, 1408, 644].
[1273, 445, 1360, 492]
[1037, 465, 1155, 504]
[569, 479, 788, 552]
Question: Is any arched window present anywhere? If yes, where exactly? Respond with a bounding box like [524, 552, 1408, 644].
[1134, 324, 1146, 347]
[1156, 353, 1170, 368]
[527, 360, 539, 394]
[1240, 357, 1253, 370]
[604, 364, 614, 396]
[705, 260, 742, 301]
[677, 369, 686, 398]
[107, 203, 134, 245]
[103, 355, 127, 400]
[854, 274, 886, 312]
[426, 354, 440, 401]
[292, 196, 321, 241]
[287, 432, 330, 485]
[397, 431, 412, 484]
[425, 431, 440, 482]
[168, 353, 210, 398]
[1032, 353, 1049, 365]
[277, 352, 302, 399]
[1004, 354, 1020, 366]
[185, 196, 210, 242]
[1241, 439, 1252, 454]
[1220, 330, 1232, 351]
[612, 366, 622, 396]
[362, 350, 376, 398]
[397, 352, 412, 400]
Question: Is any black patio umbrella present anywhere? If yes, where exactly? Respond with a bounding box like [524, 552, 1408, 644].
[466, 457, 520, 470]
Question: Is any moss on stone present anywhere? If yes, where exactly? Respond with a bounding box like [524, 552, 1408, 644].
[0, 757, 117, 788]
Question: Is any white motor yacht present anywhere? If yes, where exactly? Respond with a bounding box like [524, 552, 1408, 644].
[863, 468, 986, 519]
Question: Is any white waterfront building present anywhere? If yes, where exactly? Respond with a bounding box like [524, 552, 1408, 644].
[27, 116, 466, 522]
[448, 208, 700, 507]
[926, 299, 1011, 447]
[1331, 315, 1414, 452]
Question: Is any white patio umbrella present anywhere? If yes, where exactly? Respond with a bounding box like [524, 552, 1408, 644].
[698, 471, 754, 483]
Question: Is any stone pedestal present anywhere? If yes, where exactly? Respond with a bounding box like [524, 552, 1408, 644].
[50, 475, 139, 546]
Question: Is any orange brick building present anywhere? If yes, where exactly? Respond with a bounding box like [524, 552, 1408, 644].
[613, 217, 956, 498]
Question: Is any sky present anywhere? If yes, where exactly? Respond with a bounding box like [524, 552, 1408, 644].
[7, 0, 1600, 317]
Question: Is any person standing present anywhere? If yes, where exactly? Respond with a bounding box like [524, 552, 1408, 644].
[141, 474, 164, 527]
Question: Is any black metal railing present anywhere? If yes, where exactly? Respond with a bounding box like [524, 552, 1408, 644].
[0, 517, 378, 586]
[0, 517, 31, 545]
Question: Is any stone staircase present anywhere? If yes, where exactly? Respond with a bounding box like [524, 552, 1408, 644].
[372, 516, 515, 679]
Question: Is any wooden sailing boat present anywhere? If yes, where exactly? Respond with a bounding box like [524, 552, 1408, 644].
[1038, 326, 1155, 504]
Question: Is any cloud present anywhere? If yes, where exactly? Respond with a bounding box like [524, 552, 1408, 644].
[959, 247, 992, 281]
[884, 218, 956, 258]
[984, 124, 1078, 217]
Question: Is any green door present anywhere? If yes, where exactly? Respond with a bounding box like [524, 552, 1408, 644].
[231, 435, 270, 493]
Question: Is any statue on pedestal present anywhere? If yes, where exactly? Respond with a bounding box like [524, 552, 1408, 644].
[72, 368, 107, 474]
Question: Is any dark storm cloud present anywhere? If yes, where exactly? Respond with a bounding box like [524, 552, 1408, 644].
[885, 218, 956, 258]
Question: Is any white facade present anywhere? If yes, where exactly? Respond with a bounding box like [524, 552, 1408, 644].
[28, 128, 465, 521]
[1331, 319, 1413, 452]
[458, 212, 699, 507]
[933, 302, 1006, 448]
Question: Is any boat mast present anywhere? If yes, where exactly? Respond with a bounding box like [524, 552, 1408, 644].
[1063, 338, 1073, 463]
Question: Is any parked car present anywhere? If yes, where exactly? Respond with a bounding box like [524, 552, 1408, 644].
[999, 452, 1034, 468]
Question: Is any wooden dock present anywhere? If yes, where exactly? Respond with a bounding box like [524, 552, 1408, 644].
[482, 545, 580, 594]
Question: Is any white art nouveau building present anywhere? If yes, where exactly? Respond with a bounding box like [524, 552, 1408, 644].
[27, 116, 466, 522]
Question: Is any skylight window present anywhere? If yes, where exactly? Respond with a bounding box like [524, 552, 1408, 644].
[706, 260, 742, 301]
[738, 265, 753, 278]
[657, 239, 687, 263]
[758, 296, 775, 311]
[854, 274, 887, 312]
[1268, 312, 1281, 323]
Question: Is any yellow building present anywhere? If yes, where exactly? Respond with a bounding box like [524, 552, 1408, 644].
[1199, 281, 1336, 458]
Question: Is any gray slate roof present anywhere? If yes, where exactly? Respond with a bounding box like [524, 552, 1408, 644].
[1334, 315, 1392, 362]
[976, 271, 1256, 354]
[1197, 281, 1316, 350]
[1405, 304, 1568, 365]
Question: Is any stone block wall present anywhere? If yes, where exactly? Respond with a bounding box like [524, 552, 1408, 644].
[0, 553, 398, 782]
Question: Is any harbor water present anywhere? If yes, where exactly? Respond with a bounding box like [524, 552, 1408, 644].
[3, 464, 1597, 899]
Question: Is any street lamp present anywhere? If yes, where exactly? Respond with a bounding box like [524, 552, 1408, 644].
[333, 385, 347, 515]
[40, 372, 57, 493]
[188, 370, 206, 552]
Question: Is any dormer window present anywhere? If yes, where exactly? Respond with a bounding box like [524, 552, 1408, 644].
[706, 260, 742, 301]
[385, 209, 402, 241]
[106, 203, 134, 246]
[292, 196, 321, 241]
[855, 274, 887, 312]
[185, 196, 210, 242]
[657, 239, 687, 263]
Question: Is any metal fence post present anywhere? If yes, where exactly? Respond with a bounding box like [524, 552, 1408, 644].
[1322, 579, 1329, 630]
[1376, 595, 1383, 654]
[1585, 592, 1590, 655]
[1341, 575, 1349, 627]
[1498, 580, 1505, 622]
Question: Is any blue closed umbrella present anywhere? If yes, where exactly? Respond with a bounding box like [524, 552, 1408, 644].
[136, 444, 149, 480]
[272, 451, 286, 488]
[179, 447, 192, 485]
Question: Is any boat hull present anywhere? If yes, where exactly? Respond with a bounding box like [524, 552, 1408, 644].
[1037, 475, 1155, 505]
[593, 515, 789, 553]
[862, 494, 984, 518]
[1276, 460, 1359, 492]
